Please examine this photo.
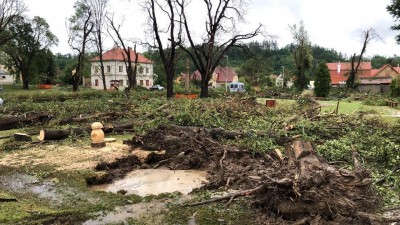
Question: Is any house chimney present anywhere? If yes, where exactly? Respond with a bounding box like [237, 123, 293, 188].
[337, 61, 341, 74]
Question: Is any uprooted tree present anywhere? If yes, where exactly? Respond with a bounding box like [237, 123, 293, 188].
[177, 0, 261, 98]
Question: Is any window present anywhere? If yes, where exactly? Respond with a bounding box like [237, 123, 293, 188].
[146, 80, 149, 87]
[107, 65, 111, 73]
[139, 67, 144, 74]
[119, 80, 124, 86]
[94, 66, 99, 73]
[95, 79, 99, 87]
[119, 66, 123, 73]
[146, 67, 149, 74]
[140, 80, 144, 86]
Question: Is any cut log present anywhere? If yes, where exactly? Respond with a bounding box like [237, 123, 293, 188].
[91, 142, 106, 148]
[13, 133, 32, 142]
[0, 113, 52, 131]
[38, 128, 88, 141]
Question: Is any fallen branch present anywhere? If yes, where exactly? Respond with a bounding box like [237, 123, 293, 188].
[357, 212, 400, 223]
[0, 198, 17, 202]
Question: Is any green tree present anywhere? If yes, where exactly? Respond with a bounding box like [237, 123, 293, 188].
[290, 21, 313, 91]
[67, 0, 94, 91]
[1, 16, 58, 89]
[314, 62, 331, 97]
[390, 77, 400, 97]
[387, 1, 400, 43]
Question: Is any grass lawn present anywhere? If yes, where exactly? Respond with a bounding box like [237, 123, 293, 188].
[258, 98, 400, 116]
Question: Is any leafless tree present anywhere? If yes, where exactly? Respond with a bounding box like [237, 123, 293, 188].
[67, 0, 94, 91]
[0, 0, 26, 46]
[178, 0, 261, 98]
[90, 0, 109, 91]
[347, 28, 381, 89]
[107, 15, 139, 91]
[144, 0, 183, 98]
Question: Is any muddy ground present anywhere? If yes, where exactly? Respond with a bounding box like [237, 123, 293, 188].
[87, 125, 384, 225]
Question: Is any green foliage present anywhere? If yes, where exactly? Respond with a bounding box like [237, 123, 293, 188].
[290, 21, 313, 91]
[390, 77, 400, 97]
[314, 62, 331, 97]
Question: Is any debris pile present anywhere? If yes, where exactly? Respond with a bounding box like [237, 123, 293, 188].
[91, 125, 388, 224]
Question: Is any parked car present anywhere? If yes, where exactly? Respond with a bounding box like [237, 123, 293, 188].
[229, 82, 245, 92]
[149, 84, 164, 91]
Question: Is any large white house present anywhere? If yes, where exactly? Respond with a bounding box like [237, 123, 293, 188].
[0, 65, 14, 85]
[91, 48, 154, 90]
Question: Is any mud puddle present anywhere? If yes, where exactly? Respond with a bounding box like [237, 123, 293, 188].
[83, 201, 166, 225]
[91, 169, 208, 196]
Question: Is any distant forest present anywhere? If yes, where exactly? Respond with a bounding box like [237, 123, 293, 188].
[53, 40, 400, 87]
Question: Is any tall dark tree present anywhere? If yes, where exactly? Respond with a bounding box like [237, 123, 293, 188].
[290, 21, 313, 91]
[144, 0, 183, 98]
[178, 0, 261, 98]
[0, 0, 26, 46]
[347, 28, 380, 89]
[387, 1, 400, 43]
[2, 16, 58, 89]
[67, 0, 94, 91]
[91, 0, 109, 90]
[107, 15, 138, 91]
[314, 62, 331, 97]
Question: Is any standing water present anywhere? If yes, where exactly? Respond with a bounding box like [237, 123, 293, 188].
[91, 169, 208, 196]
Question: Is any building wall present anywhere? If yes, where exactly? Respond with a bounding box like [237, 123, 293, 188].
[358, 84, 390, 93]
[90, 61, 153, 90]
[0, 74, 14, 84]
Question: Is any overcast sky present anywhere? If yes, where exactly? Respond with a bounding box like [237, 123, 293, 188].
[26, 0, 400, 58]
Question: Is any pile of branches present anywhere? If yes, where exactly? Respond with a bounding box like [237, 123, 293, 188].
[94, 125, 397, 224]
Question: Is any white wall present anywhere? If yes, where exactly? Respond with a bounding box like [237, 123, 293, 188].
[0, 74, 14, 84]
[90, 61, 154, 90]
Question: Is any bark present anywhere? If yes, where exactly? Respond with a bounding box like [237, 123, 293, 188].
[13, 133, 32, 142]
[58, 112, 127, 125]
[0, 113, 52, 131]
[38, 128, 88, 141]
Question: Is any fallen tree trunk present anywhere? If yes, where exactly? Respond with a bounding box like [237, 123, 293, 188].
[170, 125, 270, 140]
[13, 133, 32, 142]
[38, 128, 88, 141]
[0, 113, 52, 131]
[58, 112, 127, 125]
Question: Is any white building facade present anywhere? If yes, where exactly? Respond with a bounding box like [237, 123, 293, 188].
[90, 48, 154, 90]
[0, 65, 14, 85]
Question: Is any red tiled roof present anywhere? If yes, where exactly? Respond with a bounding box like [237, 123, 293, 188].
[214, 67, 237, 83]
[328, 62, 372, 85]
[191, 67, 237, 83]
[92, 48, 152, 64]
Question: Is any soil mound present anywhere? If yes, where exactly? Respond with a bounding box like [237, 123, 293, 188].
[91, 125, 382, 224]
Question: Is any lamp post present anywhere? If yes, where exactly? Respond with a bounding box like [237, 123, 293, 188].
[281, 66, 285, 87]
[224, 55, 229, 92]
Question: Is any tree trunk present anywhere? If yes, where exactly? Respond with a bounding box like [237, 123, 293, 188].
[38, 128, 88, 141]
[200, 82, 209, 98]
[0, 113, 52, 131]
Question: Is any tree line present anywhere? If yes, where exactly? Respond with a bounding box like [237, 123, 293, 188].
[2, 0, 400, 98]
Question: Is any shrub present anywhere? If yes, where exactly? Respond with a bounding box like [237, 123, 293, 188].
[314, 62, 331, 97]
[390, 77, 400, 97]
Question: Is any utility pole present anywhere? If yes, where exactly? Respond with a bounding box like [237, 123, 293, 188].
[225, 55, 229, 92]
[282, 66, 285, 87]
[185, 58, 190, 91]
